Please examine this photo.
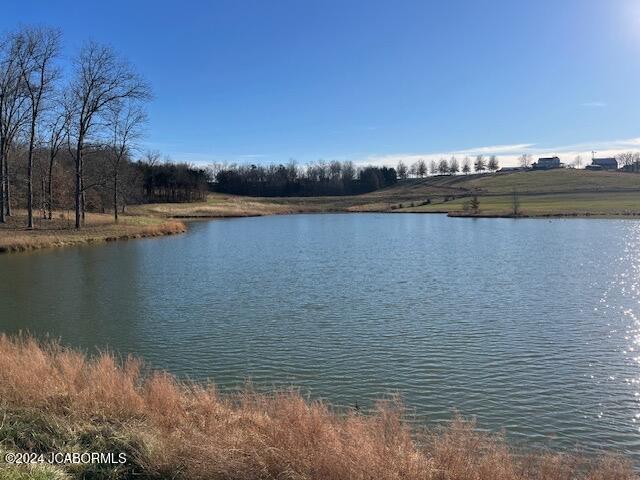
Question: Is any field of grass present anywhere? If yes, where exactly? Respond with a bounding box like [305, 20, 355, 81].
[369, 170, 640, 217]
[465, 169, 640, 195]
[399, 192, 640, 217]
[0, 334, 634, 480]
[380, 169, 640, 197]
[0, 211, 186, 253]
[128, 192, 387, 218]
[128, 193, 303, 218]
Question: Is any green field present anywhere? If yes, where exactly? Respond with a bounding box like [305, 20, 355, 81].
[399, 192, 640, 216]
[356, 169, 640, 217]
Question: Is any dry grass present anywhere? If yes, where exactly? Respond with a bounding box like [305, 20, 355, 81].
[0, 335, 634, 480]
[128, 193, 376, 218]
[0, 211, 186, 253]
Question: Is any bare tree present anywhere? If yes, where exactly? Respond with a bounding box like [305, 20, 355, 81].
[429, 159, 437, 175]
[0, 33, 29, 222]
[68, 42, 151, 228]
[470, 195, 480, 214]
[487, 155, 499, 172]
[396, 160, 408, 180]
[143, 149, 161, 166]
[416, 159, 427, 178]
[106, 102, 147, 221]
[437, 158, 448, 175]
[206, 161, 227, 182]
[462, 156, 471, 174]
[117, 159, 144, 212]
[617, 152, 639, 170]
[35, 143, 48, 219]
[340, 161, 355, 189]
[573, 155, 583, 169]
[518, 153, 532, 169]
[15, 26, 61, 228]
[449, 156, 459, 175]
[141, 149, 161, 199]
[43, 102, 70, 219]
[511, 188, 520, 216]
[474, 155, 486, 172]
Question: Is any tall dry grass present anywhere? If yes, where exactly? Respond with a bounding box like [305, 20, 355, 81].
[0, 212, 186, 253]
[0, 334, 635, 480]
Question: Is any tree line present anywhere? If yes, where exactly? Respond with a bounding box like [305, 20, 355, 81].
[212, 161, 398, 196]
[396, 155, 500, 178]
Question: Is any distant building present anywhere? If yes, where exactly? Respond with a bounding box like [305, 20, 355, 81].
[621, 161, 640, 173]
[586, 157, 618, 171]
[532, 156, 562, 170]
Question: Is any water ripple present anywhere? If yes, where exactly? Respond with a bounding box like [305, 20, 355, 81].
[1, 214, 640, 461]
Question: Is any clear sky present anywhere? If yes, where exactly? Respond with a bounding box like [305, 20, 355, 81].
[3, 0, 640, 166]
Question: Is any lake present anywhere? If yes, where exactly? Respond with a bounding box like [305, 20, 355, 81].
[1, 213, 639, 460]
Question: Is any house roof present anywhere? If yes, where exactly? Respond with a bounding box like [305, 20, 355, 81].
[593, 157, 617, 164]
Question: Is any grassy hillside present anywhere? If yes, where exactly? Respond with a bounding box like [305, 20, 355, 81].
[374, 169, 640, 196]
[460, 169, 640, 194]
[401, 192, 640, 217]
[359, 170, 640, 216]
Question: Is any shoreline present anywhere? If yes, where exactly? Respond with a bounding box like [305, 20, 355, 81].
[0, 213, 187, 254]
[3, 203, 640, 255]
[446, 211, 640, 219]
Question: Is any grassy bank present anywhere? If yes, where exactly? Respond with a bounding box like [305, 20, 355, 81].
[0, 212, 186, 253]
[0, 335, 634, 480]
[127, 192, 380, 218]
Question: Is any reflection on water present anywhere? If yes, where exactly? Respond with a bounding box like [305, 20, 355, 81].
[596, 223, 640, 435]
[0, 214, 639, 461]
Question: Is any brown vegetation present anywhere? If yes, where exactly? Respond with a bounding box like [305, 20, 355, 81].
[0, 335, 634, 480]
[0, 211, 185, 253]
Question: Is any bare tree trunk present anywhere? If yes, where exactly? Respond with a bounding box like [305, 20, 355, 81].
[41, 175, 46, 219]
[0, 141, 4, 224]
[27, 121, 35, 229]
[4, 158, 11, 217]
[75, 145, 81, 229]
[47, 154, 54, 220]
[113, 172, 118, 222]
[81, 189, 86, 222]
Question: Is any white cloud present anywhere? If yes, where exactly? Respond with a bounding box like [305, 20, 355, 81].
[360, 136, 640, 168]
[146, 136, 640, 169]
[581, 101, 607, 108]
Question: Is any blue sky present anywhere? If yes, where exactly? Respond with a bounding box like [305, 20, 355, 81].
[3, 0, 640, 166]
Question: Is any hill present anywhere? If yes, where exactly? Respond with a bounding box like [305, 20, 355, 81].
[352, 169, 640, 217]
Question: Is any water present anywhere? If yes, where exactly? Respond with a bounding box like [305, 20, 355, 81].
[1, 214, 639, 460]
